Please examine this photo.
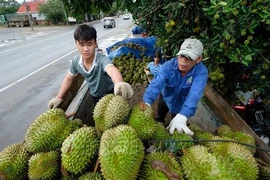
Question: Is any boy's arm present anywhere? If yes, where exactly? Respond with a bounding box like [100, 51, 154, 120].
[57, 73, 76, 99]
[105, 65, 133, 99]
[105, 65, 123, 83]
[48, 73, 75, 109]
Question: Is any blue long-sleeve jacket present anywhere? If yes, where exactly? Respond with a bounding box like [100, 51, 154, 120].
[143, 57, 208, 118]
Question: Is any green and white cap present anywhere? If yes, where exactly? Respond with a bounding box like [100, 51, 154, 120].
[177, 38, 203, 60]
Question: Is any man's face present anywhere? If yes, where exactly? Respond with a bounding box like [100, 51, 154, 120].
[177, 55, 200, 74]
[76, 39, 97, 60]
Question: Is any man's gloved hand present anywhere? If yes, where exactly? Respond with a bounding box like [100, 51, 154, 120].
[166, 114, 194, 136]
[114, 82, 134, 99]
[48, 96, 62, 109]
[145, 70, 151, 75]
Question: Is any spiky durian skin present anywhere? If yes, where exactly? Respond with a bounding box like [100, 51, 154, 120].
[181, 145, 233, 180]
[93, 95, 130, 133]
[25, 108, 74, 153]
[78, 172, 104, 180]
[93, 94, 114, 133]
[220, 130, 256, 154]
[128, 102, 156, 140]
[99, 125, 145, 180]
[211, 142, 259, 180]
[166, 132, 194, 152]
[216, 125, 232, 136]
[0, 143, 29, 180]
[259, 165, 270, 180]
[28, 151, 60, 180]
[61, 127, 99, 175]
[151, 122, 170, 151]
[139, 152, 184, 180]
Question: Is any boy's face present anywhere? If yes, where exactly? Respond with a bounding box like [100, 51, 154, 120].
[76, 39, 97, 60]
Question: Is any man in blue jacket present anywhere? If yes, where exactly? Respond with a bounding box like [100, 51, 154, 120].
[143, 38, 208, 135]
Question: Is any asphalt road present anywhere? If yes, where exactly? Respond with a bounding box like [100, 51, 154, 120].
[0, 16, 134, 151]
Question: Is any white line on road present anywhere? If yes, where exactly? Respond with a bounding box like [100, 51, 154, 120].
[0, 49, 77, 93]
[41, 45, 53, 50]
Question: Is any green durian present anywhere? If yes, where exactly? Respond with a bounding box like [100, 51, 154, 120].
[128, 102, 156, 140]
[0, 143, 30, 180]
[166, 132, 194, 153]
[78, 172, 104, 180]
[216, 125, 256, 154]
[181, 145, 233, 180]
[99, 125, 144, 180]
[25, 108, 79, 153]
[211, 142, 259, 180]
[93, 94, 130, 133]
[61, 127, 99, 175]
[28, 151, 60, 180]
[216, 125, 232, 136]
[139, 152, 184, 180]
[150, 122, 170, 151]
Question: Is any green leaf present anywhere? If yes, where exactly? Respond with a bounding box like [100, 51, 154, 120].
[244, 55, 252, 62]
[218, 2, 227, 7]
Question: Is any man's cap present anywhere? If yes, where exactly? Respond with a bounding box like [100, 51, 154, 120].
[176, 38, 203, 60]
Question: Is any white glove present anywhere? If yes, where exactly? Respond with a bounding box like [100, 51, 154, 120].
[48, 96, 62, 109]
[145, 70, 151, 75]
[114, 82, 134, 99]
[166, 114, 194, 135]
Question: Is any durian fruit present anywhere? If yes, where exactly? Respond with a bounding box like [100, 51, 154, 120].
[166, 132, 194, 153]
[128, 102, 156, 140]
[25, 108, 80, 153]
[210, 141, 259, 180]
[189, 124, 215, 146]
[0, 143, 30, 180]
[216, 125, 256, 154]
[61, 126, 99, 175]
[93, 94, 130, 133]
[99, 125, 145, 180]
[139, 152, 184, 180]
[28, 151, 60, 180]
[216, 124, 232, 136]
[78, 172, 104, 180]
[259, 165, 270, 180]
[181, 145, 233, 180]
[150, 122, 170, 151]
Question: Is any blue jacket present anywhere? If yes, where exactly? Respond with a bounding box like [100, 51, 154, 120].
[143, 57, 208, 118]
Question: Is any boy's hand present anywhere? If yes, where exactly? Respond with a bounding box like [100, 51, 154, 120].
[48, 96, 62, 109]
[114, 82, 133, 99]
[145, 70, 151, 75]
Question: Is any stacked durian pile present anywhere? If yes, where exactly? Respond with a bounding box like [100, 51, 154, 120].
[112, 52, 153, 86]
[108, 42, 147, 54]
[0, 94, 270, 180]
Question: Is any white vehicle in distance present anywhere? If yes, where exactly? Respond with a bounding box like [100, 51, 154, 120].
[123, 14, 130, 20]
[103, 17, 116, 28]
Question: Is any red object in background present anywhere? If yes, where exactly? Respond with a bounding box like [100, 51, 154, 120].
[142, 33, 147, 37]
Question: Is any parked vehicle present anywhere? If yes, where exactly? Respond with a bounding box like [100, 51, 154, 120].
[0, 14, 32, 27]
[103, 17, 116, 28]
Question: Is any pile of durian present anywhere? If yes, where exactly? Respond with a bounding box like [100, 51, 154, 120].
[1, 94, 270, 180]
[108, 42, 147, 54]
[112, 52, 153, 86]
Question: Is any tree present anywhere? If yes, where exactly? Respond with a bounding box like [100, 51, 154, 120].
[0, 0, 20, 15]
[38, 0, 65, 24]
[61, 0, 115, 22]
[122, 0, 270, 95]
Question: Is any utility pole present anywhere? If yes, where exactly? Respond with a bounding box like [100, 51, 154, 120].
[24, 0, 33, 31]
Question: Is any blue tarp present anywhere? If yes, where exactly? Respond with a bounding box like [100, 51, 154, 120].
[131, 26, 146, 34]
[106, 36, 160, 60]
